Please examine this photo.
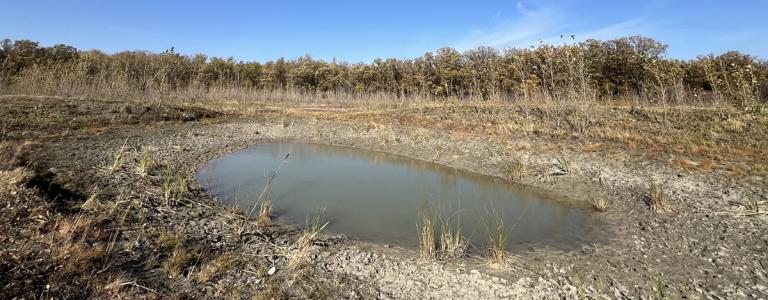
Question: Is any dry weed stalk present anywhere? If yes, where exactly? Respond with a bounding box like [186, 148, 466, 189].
[109, 141, 128, 171]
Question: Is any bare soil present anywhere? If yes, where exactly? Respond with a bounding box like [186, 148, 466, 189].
[1, 96, 766, 299]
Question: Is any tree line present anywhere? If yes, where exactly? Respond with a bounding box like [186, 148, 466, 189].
[1, 36, 766, 107]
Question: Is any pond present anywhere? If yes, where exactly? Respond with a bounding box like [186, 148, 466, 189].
[197, 143, 600, 250]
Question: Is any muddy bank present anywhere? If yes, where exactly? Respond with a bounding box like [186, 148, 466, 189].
[24, 114, 767, 298]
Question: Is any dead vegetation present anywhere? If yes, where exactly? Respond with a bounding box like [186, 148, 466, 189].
[592, 197, 608, 212]
[161, 165, 189, 205]
[648, 180, 668, 213]
[481, 201, 511, 267]
[0, 133, 358, 298]
[137, 147, 155, 176]
[418, 204, 437, 259]
[418, 199, 470, 261]
[0, 76, 765, 298]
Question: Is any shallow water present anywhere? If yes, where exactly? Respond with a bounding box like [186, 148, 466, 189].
[197, 143, 598, 250]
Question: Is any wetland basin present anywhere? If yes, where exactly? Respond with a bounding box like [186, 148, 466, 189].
[197, 143, 599, 250]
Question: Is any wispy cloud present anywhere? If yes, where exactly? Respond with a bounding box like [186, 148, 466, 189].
[453, 3, 566, 50]
[454, 1, 657, 50]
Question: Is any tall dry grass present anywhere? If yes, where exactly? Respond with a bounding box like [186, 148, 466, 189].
[0, 60, 743, 111]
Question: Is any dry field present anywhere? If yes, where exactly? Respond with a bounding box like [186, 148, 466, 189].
[1, 95, 767, 298]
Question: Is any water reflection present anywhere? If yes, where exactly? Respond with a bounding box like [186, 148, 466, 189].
[197, 143, 599, 250]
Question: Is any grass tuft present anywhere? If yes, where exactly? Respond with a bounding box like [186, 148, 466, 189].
[256, 193, 273, 227]
[648, 180, 667, 212]
[436, 198, 467, 260]
[162, 165, 188, 205]
[482, 201, 509, 266]
[556, 156, 573, 174]
[592, 197, 609, 212]
[137, 148, 154, 176]
[284, 208, 328, 270]
[156, 231, 183, 250]
[109, 141, 128, 171]
[194, 253, 237, 283]
[417, 203, 436, 260]
[502, 158, 527, 181]
[163, 247, 192, 278]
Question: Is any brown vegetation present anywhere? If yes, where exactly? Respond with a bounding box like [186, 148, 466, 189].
[1, 37, 765, 109]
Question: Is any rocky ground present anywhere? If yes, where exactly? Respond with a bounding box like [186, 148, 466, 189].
[1, 95, 767, 299]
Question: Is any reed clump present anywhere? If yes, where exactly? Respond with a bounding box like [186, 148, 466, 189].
[437, 215, 468, 260]
[418, 205, 437, 260]
[162, 165, 188, 205]
[482, 201, 510, 266]
[137, 148, 154, 176]
[418, 199, 468, 261]
[256, 193, 273, 227]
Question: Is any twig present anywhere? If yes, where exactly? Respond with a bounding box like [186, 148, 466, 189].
[115, 281, 159, 294]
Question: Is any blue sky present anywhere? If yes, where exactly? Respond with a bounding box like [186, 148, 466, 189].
[1, 0, 766, 62]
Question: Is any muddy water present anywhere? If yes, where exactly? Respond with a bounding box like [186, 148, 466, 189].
[197, 143, 598, 250]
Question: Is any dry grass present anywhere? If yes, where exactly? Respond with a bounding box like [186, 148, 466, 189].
[256, 193, 273, 226]
[53, 242, 107, 279]
[156, 231, 192, 279]
[675, 157, 699, 171]
[156, 231, 184, 249]
[285, 209, 328, 270]
[137, 148, 154, 176]
[194, 253, 237, 283]
[109, 141, 127, 171]
[163, 247, 193, 278]
[486, 225, 508, 266]
[162, 165, 188, 205]
[56, 214, 97, 240]
[417, 204, 436, 260]
[80, 188, 102, 211]
[438, 223, 467, 260]
[437, 213, 468, 260]
[482, 202, 509, 266]
[648, 180, 668, 213]
[247, 152, 290, 221]
[502, 158, 527, 181]
[699, 158, 715, 170]
[555, 156, 574, 174]
[745, 197, 761, 214]
[592, 197, 609, 212]
[727, 164, 748, 176]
